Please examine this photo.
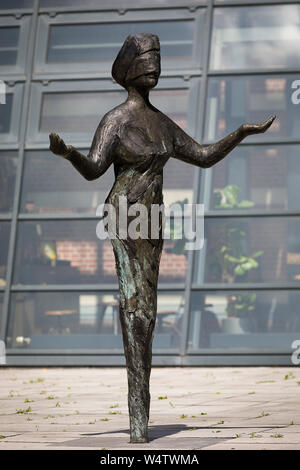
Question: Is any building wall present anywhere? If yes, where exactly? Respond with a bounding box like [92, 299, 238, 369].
[0, 0, 300, 365]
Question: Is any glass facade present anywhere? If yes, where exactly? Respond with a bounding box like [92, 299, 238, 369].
[0, 0, 299, 366]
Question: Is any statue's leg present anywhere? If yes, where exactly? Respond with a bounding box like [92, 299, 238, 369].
[111, 237, 162, 443]
[120, 300, 155, 443]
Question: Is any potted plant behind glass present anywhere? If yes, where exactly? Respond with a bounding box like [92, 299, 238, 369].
[212, 184, 263, 334]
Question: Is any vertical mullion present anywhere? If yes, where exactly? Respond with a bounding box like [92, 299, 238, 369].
[179, 0, 214, 358]
[0, 0, 40, 342]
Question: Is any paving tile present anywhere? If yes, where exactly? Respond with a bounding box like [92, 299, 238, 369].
[0, 366, 300, 450]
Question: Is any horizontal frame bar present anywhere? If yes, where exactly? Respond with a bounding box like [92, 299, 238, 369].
[214, 0, 300, 6]
[208, 68, 300, 77]
[10, 283, 186, 291]
[204, 210, 300, 218]
[191, 283, 300, 290]
[14, 209, 300, 221]
[3, 353, 294, 367]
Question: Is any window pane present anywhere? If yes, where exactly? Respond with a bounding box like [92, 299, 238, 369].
[151, 89, 189, 130]
[0, 27, 19, 65]
[163, 156, 195, 206]
[194, 217, 300, 284]
[39, 90, 126, 134]
[205, 76, 299, 143]
[6, 290, 184, 351]
[0, 151, 18, 214]
[0, 222, 11, 285]
[13, 220, 118, 285]
[0, 0, 33, 8]
[155, 291, 185, 350]
[6, 291, 123, 350]
[207, 145, 300, 211]
[188, 290, 300, 351]
[211, 5, 300, 70]
[47, 20, 196, 69]
[21, 150, 114, 214]
[39, 88, 189, 136]
[0, 94, 13, 134]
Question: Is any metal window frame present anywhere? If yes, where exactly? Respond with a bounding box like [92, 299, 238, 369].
[33, 8, 205, 76]
[0, 15, 32, 77]
[38, 0, 207, 14]
[215, 0, 300, 5]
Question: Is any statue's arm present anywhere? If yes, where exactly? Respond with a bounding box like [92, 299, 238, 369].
[173, 116, 275, 168]
[49, 114, 118, 180]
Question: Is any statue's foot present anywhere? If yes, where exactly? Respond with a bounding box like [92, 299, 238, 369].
[129, 429, 149, 444]
[130, 437, 149, 444]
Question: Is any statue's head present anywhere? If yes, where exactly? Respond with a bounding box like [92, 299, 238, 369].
[112, 33, 161, 91]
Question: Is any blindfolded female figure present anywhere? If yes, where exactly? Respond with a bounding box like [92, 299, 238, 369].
[49, 33, 275, 443]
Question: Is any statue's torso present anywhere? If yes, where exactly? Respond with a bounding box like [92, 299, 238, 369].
[106, 107, 174, 207]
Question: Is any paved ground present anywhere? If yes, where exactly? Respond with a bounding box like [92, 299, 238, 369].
[0, 366, 299, 450]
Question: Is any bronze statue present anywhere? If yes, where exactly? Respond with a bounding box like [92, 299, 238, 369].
[49, 33, 275, 443]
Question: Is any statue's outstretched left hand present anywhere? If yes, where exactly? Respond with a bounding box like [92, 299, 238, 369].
[241, 115, 276, 136]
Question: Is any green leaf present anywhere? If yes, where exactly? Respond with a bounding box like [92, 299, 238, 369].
[252, 250, 264, 258]
[238, 200, 255, 208]
[240, 259, 258, 270]
[224, 254, 240, 263]
[234, 265, 245, 276]
[224, 184, 240, 206]
[235, 304, 244, 310]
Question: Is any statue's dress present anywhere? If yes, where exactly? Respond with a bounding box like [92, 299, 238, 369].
[104, 119, 171, 441]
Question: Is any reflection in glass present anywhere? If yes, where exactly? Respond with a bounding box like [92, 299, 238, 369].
[155, 291, 185, 349]
[14, 221, 118, 285]
[194, 217, 300, 284]
[188, 290, 300, 350]
[13, 220, 187, 285]
[39, 91, 126, 134]
[39, 88, 189, 135]
[205, 76, 300, 142]
[0, 223, 10, 285]
[208, 145, 300, 211]
[0, 94, 13, 134]
[0, 151, 18, 213]
[0, 0, 33, 8]
[7, 291, 122, 350]
[21, 150, 114, 214]
[211, 5, 300, 70]
[151, 89, 189, 130]
[6, 291, 184, 350]
[47, 20, 196, 69]
[0, 27, 19, 65]
[163, 157, 194, 206]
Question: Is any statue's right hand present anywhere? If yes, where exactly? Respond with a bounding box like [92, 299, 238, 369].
[49, 132, 70, 158]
